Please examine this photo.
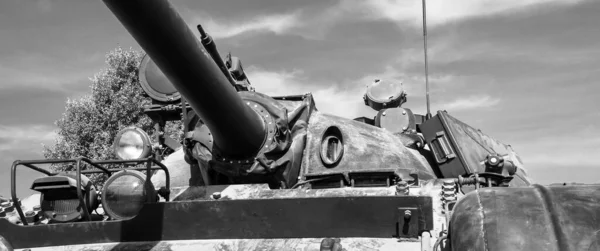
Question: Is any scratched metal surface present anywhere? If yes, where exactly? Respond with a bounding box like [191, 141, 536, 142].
[300, 112, 437, 181]
[2, 182, 447, 251]
[21, 238, 420, 251]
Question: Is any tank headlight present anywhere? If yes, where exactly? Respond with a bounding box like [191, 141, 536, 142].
[101, 170, 156, 220]
[31, 174, 98, 223]
[113, 127, 152, 160]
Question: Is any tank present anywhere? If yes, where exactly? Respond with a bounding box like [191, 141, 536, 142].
[0, 0, 598, 250]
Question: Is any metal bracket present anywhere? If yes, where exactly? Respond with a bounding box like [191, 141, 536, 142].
[215, 101, 277, 165]
[396, 207, 420, 238]
[431, 131, 456, 164]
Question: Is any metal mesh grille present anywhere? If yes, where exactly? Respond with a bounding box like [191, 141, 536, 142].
[42, 198, 79, 214]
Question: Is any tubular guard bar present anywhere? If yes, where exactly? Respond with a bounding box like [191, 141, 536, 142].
[10, 157, 171, 225]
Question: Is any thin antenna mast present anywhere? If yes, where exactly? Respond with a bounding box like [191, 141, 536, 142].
[422, 0, 432, 119]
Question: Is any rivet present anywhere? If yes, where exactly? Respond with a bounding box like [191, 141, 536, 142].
[266, 115, 269, 117]
[246, 102, 250, 105]
[402, 126, 407, 131]
[404, 210, 411, 220]
[254, 104, 258, 108]
[402, 110, 407, 115]
[382, 112, 386, 116]
[229, 161, 233, 164]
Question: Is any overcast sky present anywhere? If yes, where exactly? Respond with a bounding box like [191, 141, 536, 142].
[1, 0, 599, 196]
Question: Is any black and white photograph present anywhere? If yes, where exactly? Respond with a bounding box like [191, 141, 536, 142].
[0, 0, 598, 250]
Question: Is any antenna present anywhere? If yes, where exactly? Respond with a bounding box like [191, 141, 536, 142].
[422, 0, 432, 119]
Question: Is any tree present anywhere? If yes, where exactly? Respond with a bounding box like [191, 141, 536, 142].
[43, 47, 179, 176]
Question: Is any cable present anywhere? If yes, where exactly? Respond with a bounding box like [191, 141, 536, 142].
[433, 235, 447, 251]
[291, 176, 338, 189]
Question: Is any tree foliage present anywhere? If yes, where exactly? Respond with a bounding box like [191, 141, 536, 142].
[43, 47, 179, 173]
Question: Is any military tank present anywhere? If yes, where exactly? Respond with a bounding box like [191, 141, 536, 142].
[1, 0, 599, 250]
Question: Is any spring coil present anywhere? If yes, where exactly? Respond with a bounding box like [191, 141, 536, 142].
[457, 176, 474, 185]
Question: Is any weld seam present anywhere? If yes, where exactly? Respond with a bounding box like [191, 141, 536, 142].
[475, 190, 489, 251]
[533, 184, 571, 251]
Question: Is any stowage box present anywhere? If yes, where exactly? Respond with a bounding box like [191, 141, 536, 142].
[420, 110, 528, 184]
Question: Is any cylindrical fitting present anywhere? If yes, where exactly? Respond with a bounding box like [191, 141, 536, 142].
[404, 210, 412, 220]
[25, 210, 39, 223]
[396, 180, 409, 195]
[1, 202, 14, 212]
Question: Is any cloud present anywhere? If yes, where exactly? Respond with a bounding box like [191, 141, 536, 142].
[352, 0, 585, 27]
[247, 67, 374, 118]
[245, 62, 483, 119]
[512, 124, 600, 171]
[184, 0, 586, 41]
[189, 12, 301, 39]
[0, 124, 55, 198]
[0, 65, 88, 90]
[0, 124, 56, 152]
[36, 0, 52, 13]
[440, 95, 500, 111]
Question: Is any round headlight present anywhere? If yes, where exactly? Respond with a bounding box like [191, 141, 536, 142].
[101, 170, 156, 220]
[113, 127, 152, 160]
[31, 174, 98, 223]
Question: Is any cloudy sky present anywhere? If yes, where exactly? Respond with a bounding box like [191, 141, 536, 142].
[1, 0, 599, 196]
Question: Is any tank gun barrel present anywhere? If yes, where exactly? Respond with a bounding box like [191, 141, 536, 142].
[103, 0, 266, 159]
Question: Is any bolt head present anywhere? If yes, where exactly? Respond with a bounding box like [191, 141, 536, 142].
[403, 210, 412, 220]
[443, 179, 455, 185]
